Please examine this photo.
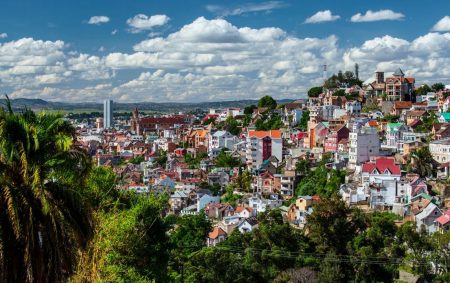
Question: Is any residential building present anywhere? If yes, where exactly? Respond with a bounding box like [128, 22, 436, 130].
[206, 227, 227, 247]
[208, 130, 238, 158]
[246, 130, 282, 171]
[429, 138, 450, 163]
[349, 126, 380, 168]
[384, 68, 415, 101]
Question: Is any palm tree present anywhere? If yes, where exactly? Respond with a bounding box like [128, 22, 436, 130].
[407, 147, 436, 178]
[0, 98, 92, 282]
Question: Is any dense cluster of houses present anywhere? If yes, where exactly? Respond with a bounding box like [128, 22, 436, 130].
[74, 68, 450, 246]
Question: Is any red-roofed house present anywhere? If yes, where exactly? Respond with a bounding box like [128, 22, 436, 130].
[206, 227, 227, 247]
[246, 130, 282, 171]
[361, 157, 402, 209]
[435, 210, 450, 232]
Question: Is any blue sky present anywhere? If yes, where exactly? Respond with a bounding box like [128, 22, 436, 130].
[1, 0, 450, 102]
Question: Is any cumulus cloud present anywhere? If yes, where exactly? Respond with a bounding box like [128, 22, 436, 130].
[206, 1, 286, 17]
[305, 10, 340, 24]
[0, 33, 7, 39]
[4, 17, 450, 103]
[351, 10, 404, 22]
[126, 14, 170, 33]
[87, 16, 110, 25]
[432, 16, 450, 32]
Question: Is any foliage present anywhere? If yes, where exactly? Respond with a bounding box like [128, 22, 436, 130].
[169, 212, 212, 255]
[84, 166, 120, 211]
[235, 170, 253, 192]
[406, 147, 437, 177]
[154, 150, 168, 167]
[184, 152, 208, 169]
[129, 155, 145, 164]
[244, 105, 257, 115]
[414, 111, 438, 133]
[221, 185, 243, 207]
[432, 82, 445, 92]
[324, 70, 362, 89]
[76, 196, 170, 282]
[295, 158, 311, 176]
[297, 110, 310, 131]
[333, 89, 346, 96]
[0, 99, 93, 282]
[379, 114, 400, 123]
[258, 95, 277, 110]
[415, 84, 432, 96]
[295, 164, 346, 198]
[215, 149, 241, 168]
[362, 100, 381, 113]
[255, 112, 283, 130]
[307, 86, 323, 98]
[224, 116, 241, 136]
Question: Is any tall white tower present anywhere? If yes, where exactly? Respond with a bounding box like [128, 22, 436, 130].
[103, 99, 113, 128]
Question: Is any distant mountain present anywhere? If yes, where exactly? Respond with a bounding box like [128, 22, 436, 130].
[4, 98, 298, 113]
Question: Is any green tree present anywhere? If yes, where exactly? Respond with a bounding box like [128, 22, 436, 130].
[416, 84, 432, 96]
[432, 82, 445, 92]
[244, 105, 257, 115]
[295, 159, 310, 176]
[258, 96, 277, 109]
[84, 166, 119, 211]
[236, 170, 253, 192]
[307, 86, 323, 97]
[407, 147, 436, 177]
[215, 150, 241, 168]
[224, 116, 241, 136]
[333, 89, 346, 96]
[155, 150, 168, 167]
[298, 110, 310, 131]
[0, 100, 93, 282]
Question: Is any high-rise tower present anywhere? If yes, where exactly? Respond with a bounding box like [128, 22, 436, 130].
[103, 99, 113, 128]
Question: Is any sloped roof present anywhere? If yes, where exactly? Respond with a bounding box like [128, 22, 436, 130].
[208, 227, 227, 239]
[393, 68, 405, 77]
[393, 101, 412, 109]
[436, 210, 450, 225]
[248, 130, 282, 139]
[361, 157, 401, 175]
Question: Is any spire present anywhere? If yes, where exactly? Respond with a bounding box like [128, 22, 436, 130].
[393, 68, 404, 77]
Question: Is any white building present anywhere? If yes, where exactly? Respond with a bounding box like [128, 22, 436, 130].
[345, 101, 362, 115]
[429, 138, 450, 163]
[246, 130, 283, 171]
[349, 126, 380, 168]
[248, 194, 282, 214]
[208, 130, 239, 158]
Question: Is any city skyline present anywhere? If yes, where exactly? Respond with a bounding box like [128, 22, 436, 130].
[1, 0, 450, 103]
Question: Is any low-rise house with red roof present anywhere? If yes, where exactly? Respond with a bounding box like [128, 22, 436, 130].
[206, 227, 227, 247]
[435, 210, 450, 232]
[204, 203, 234, 220]
[360, 157, 401, 209]
[234, 206, 256, 218]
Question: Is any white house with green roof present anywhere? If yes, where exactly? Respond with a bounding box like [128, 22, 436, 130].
[384, 123, 409, 151]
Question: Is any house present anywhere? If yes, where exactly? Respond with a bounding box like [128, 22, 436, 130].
[246, 130, 283, 171]
[169, 191, 189, 213]
[384, 123, 409, 152]
[204, 203, 234, 220]
[435, 210, 450, 232]
[248, 193, 282, 213]
[415, 202, 442, 234]
[348, 126, 380, 168]
[237, 217, 259, 233]
[384, 68, 415, 101]
[391, 101, 412, 116]
[404, 110, 428, 125]
[286, 196, 321, 227]
[253, 171, 280, 195]
[360, 157, 401, 209]
[324, 125, 350, 153]
[429, 138, 450, 164]
[196, 194, 220, 212]
[279, 170, 299, 199]
[206, 227, 227, 247]
[234, 206, 256, 218]
[208, 130, 238, 158]
[438, 112, 450, 123]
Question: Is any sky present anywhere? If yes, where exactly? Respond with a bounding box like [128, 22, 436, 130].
[1, 0, 450, 103]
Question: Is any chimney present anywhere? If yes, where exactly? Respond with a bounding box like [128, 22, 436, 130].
[375, 71, 384, 84]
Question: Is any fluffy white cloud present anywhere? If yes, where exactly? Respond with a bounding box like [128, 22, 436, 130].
[432, 16, 450, 32]
[4, 17, 450, 103]
[351, 10, 404, 22]
[87, 16, 110, 25]
[305, 10, 340, 24]
[206, 1, 286, 17]
[126, 14, 170, 33]
[0, 33, 7, 39]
